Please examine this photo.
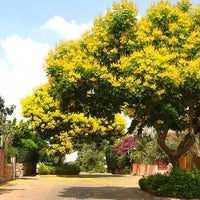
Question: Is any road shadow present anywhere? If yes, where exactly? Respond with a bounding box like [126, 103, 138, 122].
[0, 188, 25, 195]
[56, 173, 133, 178]
[18, 177, 39, 181]
[57, 186, 153, 200]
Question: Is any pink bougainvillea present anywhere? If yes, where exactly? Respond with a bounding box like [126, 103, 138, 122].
[113, 136, 136, 156]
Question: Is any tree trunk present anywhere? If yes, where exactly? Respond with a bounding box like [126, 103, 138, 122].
[168, 155, 179, 167]
[156, 129, 195, 167]
[58, 154, 63, 166]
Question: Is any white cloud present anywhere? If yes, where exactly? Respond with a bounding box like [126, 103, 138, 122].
[0, 34, 50, 120]
[41, 16, 93, 41]
[0, 17, 92, 121]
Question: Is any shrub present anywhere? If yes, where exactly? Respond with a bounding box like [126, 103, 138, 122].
[55, 162, 80, 175]
[139, 166, 200, 199]
[38, 163, 55, 175]
[139, 174, 168, 193]
[38, 162, 80, 175]
[105, 145, 131, 173]
[124, 166, 132, 174]
[113, 136, 136, 156]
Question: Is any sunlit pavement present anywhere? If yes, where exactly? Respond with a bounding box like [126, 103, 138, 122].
[0, 173, 153, 200]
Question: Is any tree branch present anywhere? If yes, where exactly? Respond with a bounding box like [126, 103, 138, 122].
[177, 133, 195, 157]
[155, 127, 177, 157]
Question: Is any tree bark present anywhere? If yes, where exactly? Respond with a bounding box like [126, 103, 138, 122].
[156, 129, 195, 167]
[155, 102, 196, 167]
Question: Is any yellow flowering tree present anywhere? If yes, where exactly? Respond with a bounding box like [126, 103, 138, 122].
[21, 84, 126, 161]
[44, 1, 138, 119]
[43, 0, 200, 166]
[126, 0, 200, 165]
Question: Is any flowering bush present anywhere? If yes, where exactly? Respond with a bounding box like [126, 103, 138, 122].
[113, 136, 136, 156]
[105, 136, 136, 174]
[113, 135, 168, 165]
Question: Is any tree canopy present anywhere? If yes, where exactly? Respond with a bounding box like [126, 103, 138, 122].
[22, 0, 200, 165]
[21, 84, 126, 157]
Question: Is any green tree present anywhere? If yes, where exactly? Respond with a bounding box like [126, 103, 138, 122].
[12, 120, 44, 163]
[76, 142, 106, 173]
[43, 0, 200, 166]
[0, 96, 15, 150]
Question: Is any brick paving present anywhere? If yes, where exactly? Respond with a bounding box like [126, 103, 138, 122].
[0, 174, 153, 200]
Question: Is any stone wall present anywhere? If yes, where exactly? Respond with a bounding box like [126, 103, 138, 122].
[15, 162, 37, 176]
[16, 163, 24, 178]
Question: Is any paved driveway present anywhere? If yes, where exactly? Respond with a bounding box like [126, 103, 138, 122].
[0, 174, 153, 200]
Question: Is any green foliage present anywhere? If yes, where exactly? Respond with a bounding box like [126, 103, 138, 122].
[0, 96, 16, 160]
[139, 174, 168, 193]
[6, 146, 17, 163]
[38, 162, 80, 175]
[55, 162, 81, 175]
[37, 163, 55, 175]
[124, 165, 132, 174]
[104, 145, 119, 172]
[104, 144, 131, 174]
[17, 147, 38, 163]
[111, 133, 168, 166]
[0, 96, 15, 132]
[129, 137, 149, 164]
[142, 141, 168, 164]
[12, 120, 44, 163]
[139, 166, 200, 198]
[76, 142, 106, 173]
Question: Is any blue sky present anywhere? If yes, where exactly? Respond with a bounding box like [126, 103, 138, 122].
[0, 0, 199, 120]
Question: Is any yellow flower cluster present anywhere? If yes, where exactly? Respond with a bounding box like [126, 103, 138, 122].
[21, 84, 66, 131]
[21, 82, 126, 148]
[47, 131, 73, 155]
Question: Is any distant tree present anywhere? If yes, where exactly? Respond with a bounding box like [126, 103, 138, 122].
[0, 96, 15, 150]
[12, 120, 44, 163]
[76, 142, 106, 173]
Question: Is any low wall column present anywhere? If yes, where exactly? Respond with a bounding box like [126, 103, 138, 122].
[10, 154, 16, 180]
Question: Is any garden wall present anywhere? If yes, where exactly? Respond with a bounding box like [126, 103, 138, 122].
[6, 164, 13, 181]
[132, 163, 167, 175]
[0, 149, 6, 178]
[132, 159, 168, 176]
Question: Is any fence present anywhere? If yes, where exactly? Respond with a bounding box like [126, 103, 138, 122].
[179, 155, 200, 170]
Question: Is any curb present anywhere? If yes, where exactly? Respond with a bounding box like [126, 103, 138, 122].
[146, 192, 200, 200]
[152, 197, 199, 200]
